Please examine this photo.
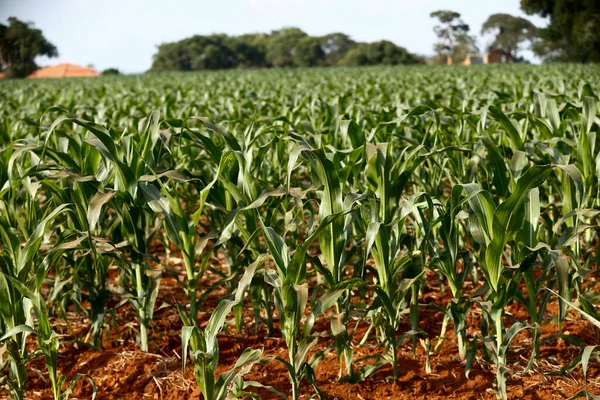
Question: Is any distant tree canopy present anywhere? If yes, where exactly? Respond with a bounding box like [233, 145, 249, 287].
[481, 14, 537, 60]
[430, 10, 478, 64]
[102, 68, 121, 75]
[150, 28, 424, 71]
[0, 17, 58, 78]
[520, 0, 600, 62]
[339, 41, 423, 66]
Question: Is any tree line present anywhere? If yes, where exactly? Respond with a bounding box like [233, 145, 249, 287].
[430, 11, 538, 64]
[1, 0, 598, 78]
[149, 28, 424, 71]
[0, 17, 57, 78]
[431, 0, 599, 64]
[151, 0, 599, 72]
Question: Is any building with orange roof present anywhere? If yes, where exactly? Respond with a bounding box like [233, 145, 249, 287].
[27, 63, 99, 79]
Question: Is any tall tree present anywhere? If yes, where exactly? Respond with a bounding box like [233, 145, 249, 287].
[224, 34, 268, 68]
[452, 34, 479, 63]
[102, 68, 121, 75]
[339, 41, 423, 66]
[265, 27, 308, 67]
[0, 17, 58, 78]
[481, 14, 537, 60]
[295, 36, 325, 67]
[520, 0, 600, 62]
[320, 33, 356, 65]
[150, 28, 423, 71]
[430, 10, 472, 63]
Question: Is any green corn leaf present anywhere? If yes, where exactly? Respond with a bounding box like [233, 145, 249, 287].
[205, 299, 237, 356]
[17, 203, 70, 274]
[481, 136, 509, 198]
[260, 225, 289, 277]
[488, 106, 524, 151]
[484, 165, 552, 291]
[583, 97, 596, 135]
[580, 346, 600, 400]
[215, 347, 263, 400]
[0, 324, 35, 342]
[87, 191, 115, 232]
[181, 325, 196, 372]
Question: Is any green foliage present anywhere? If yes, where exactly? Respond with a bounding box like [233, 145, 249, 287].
[339, 41, 423, 66]
[150, 28, 422, 71]
[101, 68, 121, 75]
[481, 13, 537, 59]
[521, 0, 600, 62]
[0, 65, 599, 400]
[320, 33, 356, 65]
[430, 10, 477, 63]
[265, 27, 309, 67]
[0, 17, 58, 78]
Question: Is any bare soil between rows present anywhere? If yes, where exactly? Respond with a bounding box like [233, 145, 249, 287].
[6, 264, 600, 400]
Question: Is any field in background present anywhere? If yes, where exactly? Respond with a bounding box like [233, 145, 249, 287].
[1, 65, 600, 399]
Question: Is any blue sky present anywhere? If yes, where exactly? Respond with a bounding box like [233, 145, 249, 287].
[0, 0, 547, 73]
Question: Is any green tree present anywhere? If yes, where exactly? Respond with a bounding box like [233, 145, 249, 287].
[320, 33, 356, 65]
[338, 45, 369, 66]
[339, 41, 422, 66]
[0, 17, 58, 78]
[265, 27, 308, 67]
[430, 10, 471, 63]
[520, 0, 600, 62]
[150, 28, 421, 71]
[102, 68, 121, 75]
[452, 33, 479, 63]
[481, 14, 537, 60]
[202, 43, 228, 70]
[224, 34, 268, 68]
[151, 42, 191, 71]
[151, 35, 235, 71]
[295, 36, 325, 67]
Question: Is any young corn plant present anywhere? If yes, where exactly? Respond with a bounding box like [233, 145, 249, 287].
[0, 175, 69, 399]
[287, 140, 366, 378]
[355, 197, 425, 382]
[180, 255, 263, 400]
[145, 147, 263, 331]
[463, 163, 582, 399]
[0, 201, 96, 400]
[1, 253, 96, 400]
[259, 214, 361, 400]
[185, 117, 287, 332]
[0, 150, 43, 399]
[549, 289, 600, 400]
[39, 176, 118, 348]
[429, 184, 476, 360]
[146, 122, 286, 398]
[350, 141, 443, 381]
[44, 110, 172, 352]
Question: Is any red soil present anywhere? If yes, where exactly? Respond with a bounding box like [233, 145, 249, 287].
[6, 266, 600, 400]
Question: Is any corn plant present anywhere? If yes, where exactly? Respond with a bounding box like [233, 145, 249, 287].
[286, 140, 366, 377]
[549, 289, 600, 400]
[350, 141, 448, 380]
[180, 253, 263, 400]
[44, 110, 171, 352]
[463, 163, 583, 399]
[259, 212, 362, 400]
[1, 251, 96, 400]
[0, 188, 68, 399]
[1, 65, 600, 399]
[429, 185, 475, 360]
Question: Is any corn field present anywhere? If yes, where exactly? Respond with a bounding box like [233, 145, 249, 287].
[1, 65, 600, 400]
